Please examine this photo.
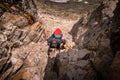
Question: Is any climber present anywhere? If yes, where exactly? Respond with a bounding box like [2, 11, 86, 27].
[47, 28, 66, 54]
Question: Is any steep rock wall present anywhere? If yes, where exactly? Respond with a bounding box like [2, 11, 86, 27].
[0, 0, 49, 80]
[110, 1, 120, 80]
[0, 0, 120, 80]
[45, 0, 120, 80]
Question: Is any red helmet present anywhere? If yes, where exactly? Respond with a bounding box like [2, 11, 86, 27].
[53, 28, 62, 34]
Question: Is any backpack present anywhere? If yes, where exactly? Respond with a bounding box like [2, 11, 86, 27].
[50, 34, 62, 48]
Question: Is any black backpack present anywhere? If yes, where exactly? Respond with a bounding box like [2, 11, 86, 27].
[50, 34, 63, 48]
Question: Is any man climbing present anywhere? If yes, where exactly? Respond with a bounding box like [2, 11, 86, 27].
[47, 28, 66, 55]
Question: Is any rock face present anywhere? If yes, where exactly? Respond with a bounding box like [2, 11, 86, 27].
[0, 0, 120, 80]
[43, 0, 120, 80]
[110, 1, 120, 80]
[0, 11, 48, 79]
[0, 1, 48, 80]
